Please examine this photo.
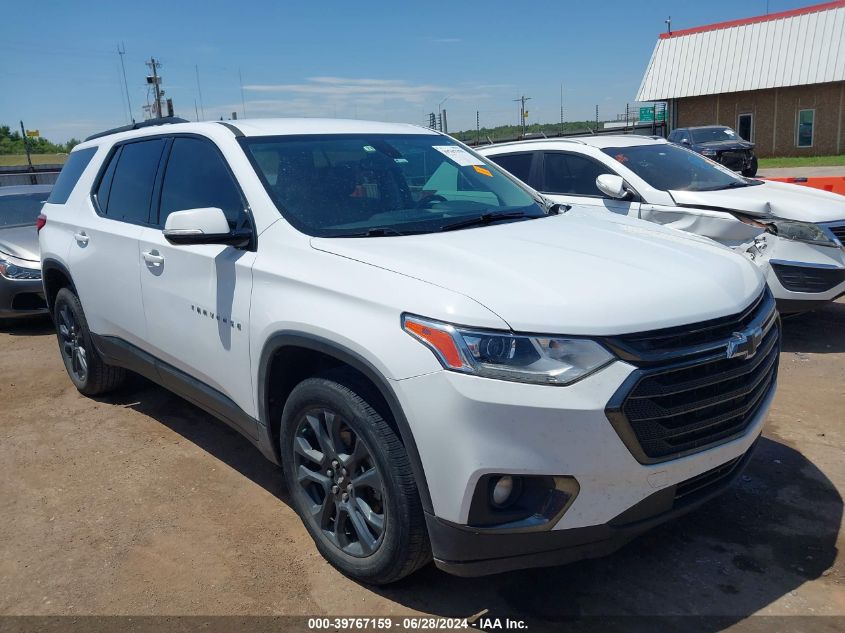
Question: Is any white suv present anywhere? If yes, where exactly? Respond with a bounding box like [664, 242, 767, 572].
[39, 118, 778, 584]
[480, 136, 845, 313]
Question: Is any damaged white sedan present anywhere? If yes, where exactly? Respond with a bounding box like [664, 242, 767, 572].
[480, 136, 845, 313]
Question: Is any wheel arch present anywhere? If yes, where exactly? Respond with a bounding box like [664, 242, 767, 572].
[41, 258, 77, 313]
[258, 332, 434, 514]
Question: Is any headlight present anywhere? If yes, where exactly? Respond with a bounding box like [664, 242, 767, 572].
[403, 315, 614, 385]
[766, 220, 839, 247]
[0, 256, 41, 280]
[701, 149, 718, 157]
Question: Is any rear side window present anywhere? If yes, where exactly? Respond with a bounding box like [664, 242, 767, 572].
[97, 139, 166, 224]
[47, 147, 97, 204]
[487, 152, 533, 183]
[542, 152, 610, 197]
[158, 137, 245, 228]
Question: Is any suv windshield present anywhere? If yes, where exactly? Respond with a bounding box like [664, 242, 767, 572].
[0, 192, 48, 227]
[241, 134, 545, 236]
[690, 127, 739, 144]
[603, 144, 753, 191]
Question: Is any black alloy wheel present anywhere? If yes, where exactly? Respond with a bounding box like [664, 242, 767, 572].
[293, 406, 386, 556]
[57, 300, 88, 383]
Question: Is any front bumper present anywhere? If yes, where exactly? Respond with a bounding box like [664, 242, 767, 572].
[713, 150, 754, 172]
[394, 356, 774, 576]
[750, 236, 845, 312]
[0, 276, 48, 318]
[428, 439, 758, 577]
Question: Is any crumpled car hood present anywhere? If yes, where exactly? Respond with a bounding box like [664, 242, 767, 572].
[670, 180, 845, 223]
[696, 140, 754, 151]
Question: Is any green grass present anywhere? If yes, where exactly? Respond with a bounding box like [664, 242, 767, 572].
[758, 155, 845, 168]
[0, 153, 67, 167]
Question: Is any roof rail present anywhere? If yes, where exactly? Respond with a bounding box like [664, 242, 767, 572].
[84, 117, 190, 142]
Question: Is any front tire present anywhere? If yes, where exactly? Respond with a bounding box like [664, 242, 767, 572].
[742, 155, 758, 177]
[53, 287, 126, 396]
[280, 372, 430, 584]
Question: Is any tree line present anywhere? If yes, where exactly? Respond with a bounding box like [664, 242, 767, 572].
[0, 124, 80, 155]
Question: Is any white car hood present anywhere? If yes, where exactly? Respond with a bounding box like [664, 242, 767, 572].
[670, 180, 845, 223]
[311, 212, 764, 335]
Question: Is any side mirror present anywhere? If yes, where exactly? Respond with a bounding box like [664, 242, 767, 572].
[163, 207, 250, 248]
[596, 174, 630, 200]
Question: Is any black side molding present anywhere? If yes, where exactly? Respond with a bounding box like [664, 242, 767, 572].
[92, 335, 260, 443]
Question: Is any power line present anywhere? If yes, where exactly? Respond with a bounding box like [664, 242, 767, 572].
[195, 65, 206, 120]
[239, 68, 247, 118]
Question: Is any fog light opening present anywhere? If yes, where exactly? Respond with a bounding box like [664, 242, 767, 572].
[490, 475, 522, 509]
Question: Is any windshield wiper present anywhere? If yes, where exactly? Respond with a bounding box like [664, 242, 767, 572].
[439, 211, 529, 232]
[334, 227, 408, 237]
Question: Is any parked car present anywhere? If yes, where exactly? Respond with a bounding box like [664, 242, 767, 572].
[0, 184, 52, 318]
[668, 125, 757, 176]
[480, 136, 845, 314]
[39, 118, 777, 583]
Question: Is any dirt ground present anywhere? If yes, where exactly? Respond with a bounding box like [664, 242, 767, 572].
[1, 299, 844, 631]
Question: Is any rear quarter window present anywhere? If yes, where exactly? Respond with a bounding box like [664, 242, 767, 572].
[46, 147, 98, 204]
[96, 139, 166, 224]
[487, 152, 533, 183]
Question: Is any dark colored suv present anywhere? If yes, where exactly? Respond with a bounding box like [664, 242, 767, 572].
[668, 126, 758, 177]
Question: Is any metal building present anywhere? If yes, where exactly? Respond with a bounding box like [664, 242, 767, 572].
[636, 0, 845, 156]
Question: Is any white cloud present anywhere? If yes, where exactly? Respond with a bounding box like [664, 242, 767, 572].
[243, 76, 448, 105]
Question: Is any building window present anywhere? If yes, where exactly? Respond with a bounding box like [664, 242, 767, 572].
[796, 109, 815, 148]
[737, 113, 753, 142]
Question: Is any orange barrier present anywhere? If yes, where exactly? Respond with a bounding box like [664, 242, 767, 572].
[763, 176, 845, 196]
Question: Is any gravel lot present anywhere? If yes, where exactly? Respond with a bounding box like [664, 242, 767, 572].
[1, 300, 843, 630]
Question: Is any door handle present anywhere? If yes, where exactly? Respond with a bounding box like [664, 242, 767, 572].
[142, 250, 165, 266]
[73, 231, 89, 246]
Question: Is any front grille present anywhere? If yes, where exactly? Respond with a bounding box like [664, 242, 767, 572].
[771, 262, 845, 293]
[718, 151, 748, 170]
[604, 289, 779, 463]
[826, 224, 845, 244]
[674, 454, 743, 504]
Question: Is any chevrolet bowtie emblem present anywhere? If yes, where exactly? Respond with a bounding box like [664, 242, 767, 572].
[726, 326, 764, 360]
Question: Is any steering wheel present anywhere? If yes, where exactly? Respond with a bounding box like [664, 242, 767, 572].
[416, 194, 448, 209]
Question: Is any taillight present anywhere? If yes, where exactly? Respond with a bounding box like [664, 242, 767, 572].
[36, 214, 47, 232]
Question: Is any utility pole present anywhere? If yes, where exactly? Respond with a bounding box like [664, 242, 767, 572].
[146, 57, 163, 118]
[118, 43, 134, 123]
[476, 110, 480, 146]
[437, 97, 448, 133]
[595, 105, 599, 131]
[19, 121, 36, 184]
[560, 84, 564, 135]
[513, 95, 531, 137]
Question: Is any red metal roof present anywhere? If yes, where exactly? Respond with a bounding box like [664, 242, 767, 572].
[659, 0, 845, 39]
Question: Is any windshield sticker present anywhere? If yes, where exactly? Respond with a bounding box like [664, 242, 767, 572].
[363, 145, 376, 152]
[472, 164, 493, 177]
[394, 158, 409, 164]
[432, 145, 484, 166]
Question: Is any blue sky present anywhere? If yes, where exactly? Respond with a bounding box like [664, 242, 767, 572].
[0, 0, 814, 142]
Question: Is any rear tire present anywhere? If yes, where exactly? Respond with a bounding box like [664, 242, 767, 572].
[280, 371, 430, 584]
[53, 287, 126, 396]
